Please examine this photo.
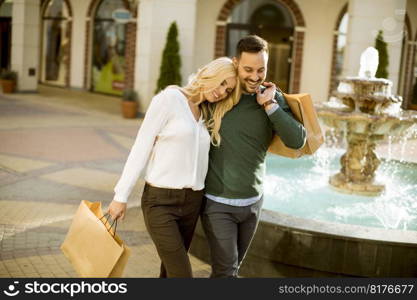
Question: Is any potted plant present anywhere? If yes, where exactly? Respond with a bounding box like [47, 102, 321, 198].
[0, 70, 17, 93]
[121, 89, 139, 119]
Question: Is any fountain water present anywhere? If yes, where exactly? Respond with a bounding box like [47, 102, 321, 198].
[317, 47, 417, 196]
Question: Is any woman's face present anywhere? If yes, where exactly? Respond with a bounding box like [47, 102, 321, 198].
[203, 76, 237, 103]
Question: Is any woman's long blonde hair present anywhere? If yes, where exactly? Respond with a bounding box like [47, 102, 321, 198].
[179, 57, 240, 146]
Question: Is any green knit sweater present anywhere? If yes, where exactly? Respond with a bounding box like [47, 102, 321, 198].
[205, 91, 306, 199]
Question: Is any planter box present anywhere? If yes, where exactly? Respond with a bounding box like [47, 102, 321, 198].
[121, 101, 138, 119]
[1, 79, 15, 93]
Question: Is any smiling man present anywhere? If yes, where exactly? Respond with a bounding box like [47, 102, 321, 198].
[201, 35, 307, 278]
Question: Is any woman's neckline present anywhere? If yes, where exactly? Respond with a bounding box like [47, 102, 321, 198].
[175, 88, 202, 123]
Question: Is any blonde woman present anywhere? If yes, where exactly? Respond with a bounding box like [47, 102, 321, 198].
[107, 57, 240, 278]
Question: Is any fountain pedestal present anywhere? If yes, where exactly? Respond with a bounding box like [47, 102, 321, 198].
[329, 131, 384, 196]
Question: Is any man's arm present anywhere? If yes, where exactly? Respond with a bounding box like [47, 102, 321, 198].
[267, 91, 306, 149]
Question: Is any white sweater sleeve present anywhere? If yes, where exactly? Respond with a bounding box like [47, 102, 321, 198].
[113, 90, 170, 203]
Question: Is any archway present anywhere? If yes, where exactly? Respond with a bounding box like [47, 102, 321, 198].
[215, 0, 305, 93]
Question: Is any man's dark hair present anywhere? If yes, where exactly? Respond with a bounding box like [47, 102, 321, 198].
[236, 35, 268, 58]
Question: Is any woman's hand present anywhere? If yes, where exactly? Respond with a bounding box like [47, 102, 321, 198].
[256, 81, 276, 106]
[107, 200, 127, 221]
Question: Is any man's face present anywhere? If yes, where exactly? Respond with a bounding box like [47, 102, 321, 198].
[233, 51, 268, 93]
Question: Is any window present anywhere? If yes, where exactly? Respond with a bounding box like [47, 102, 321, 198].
[91, 0, 127, 95]
[41, 0, 70, 85]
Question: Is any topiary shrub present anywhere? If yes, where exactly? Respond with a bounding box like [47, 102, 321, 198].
[374, 30, 389, 79]
[155, 21, 182, 94]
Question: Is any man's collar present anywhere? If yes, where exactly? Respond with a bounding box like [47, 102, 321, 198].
[242, 91, 256, 95]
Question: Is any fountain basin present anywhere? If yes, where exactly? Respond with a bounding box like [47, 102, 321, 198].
[190, 151, 417, 277]
[317, 107, 417, 136]
[335, 77, 401, 114]
[191, 207, 417, 277]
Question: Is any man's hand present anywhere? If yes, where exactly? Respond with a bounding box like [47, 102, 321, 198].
[256, 81, 276, 107]
[107, 200, 127, 221]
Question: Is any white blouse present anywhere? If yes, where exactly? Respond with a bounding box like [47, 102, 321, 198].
[113, 88, 211, 203]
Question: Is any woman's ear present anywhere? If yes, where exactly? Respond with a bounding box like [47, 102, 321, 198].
[232, 57, 238, 68]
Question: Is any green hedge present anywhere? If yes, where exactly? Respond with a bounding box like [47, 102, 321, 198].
[374, 30, 389, 79]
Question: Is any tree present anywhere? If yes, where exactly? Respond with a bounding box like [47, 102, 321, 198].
[155, 22, 182, 94]
[374, 30, 389, 79]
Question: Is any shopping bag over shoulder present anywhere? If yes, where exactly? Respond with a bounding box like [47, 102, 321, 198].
[268, 93, 324, 158]
[61, 200, 131, 277]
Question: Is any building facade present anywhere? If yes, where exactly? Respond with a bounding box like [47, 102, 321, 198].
[1, 0, 417, 111]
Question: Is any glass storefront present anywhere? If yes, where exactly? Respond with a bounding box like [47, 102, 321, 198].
[91, 0, 127, 96]
[41, 0, 70, 86]
[0, 0, 13, 70]
[226, 0, 294, 92]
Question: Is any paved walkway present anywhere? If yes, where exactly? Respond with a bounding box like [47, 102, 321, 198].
[0, 85, 211, 278]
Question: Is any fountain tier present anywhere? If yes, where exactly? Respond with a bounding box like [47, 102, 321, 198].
[318, 77, 417, 196]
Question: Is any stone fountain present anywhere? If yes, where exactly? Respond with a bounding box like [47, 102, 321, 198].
[318, 47, 417, 196]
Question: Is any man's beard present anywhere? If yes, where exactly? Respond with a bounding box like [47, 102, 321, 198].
[242, 79, 262, 93]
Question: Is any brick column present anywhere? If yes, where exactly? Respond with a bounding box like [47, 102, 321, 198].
[403, 41, 416, 108]
[290, 30, 304, 94]
[83, 19, 91, 89]
[124, 22, 137, 89]
[328, 33, 339, 96]
[65, 22, 72, 88]
[214, 24, 226, 58]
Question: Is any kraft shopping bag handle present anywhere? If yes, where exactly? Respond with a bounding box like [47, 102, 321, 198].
[99, 213, 118, 237]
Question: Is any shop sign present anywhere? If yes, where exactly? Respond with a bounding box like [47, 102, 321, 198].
[112, 9, 132, 24]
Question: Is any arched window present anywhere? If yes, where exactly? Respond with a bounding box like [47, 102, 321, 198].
[91, 0, 128, 96]
[226, 0, 294, 92]
[335, 14, 348, 81]
[41, 0, 71, 86]
[329, 7, 349, 97]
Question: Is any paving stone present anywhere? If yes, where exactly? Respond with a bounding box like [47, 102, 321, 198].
[0, 128, 124, 163]
[0, 178, 113, 205]
[41, 167, 121, 193]
[0, 154, 53, 173]
[107, 133, 135, 150]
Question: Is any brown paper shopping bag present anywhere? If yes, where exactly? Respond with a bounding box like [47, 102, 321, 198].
[61, 200, 131, 277]
[269, 93, 324, 158]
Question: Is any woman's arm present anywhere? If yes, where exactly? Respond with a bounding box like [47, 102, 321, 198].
[113, 90, 170, 203]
